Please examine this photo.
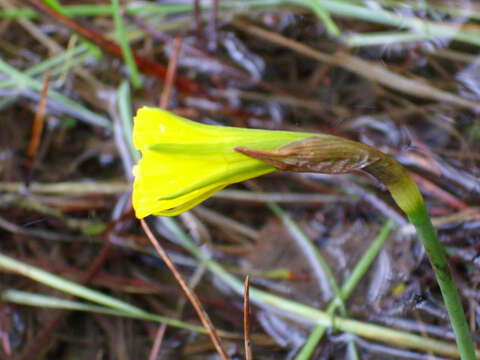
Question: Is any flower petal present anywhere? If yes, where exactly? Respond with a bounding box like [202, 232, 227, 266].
[132, 147, 275, 217]
[133, 106, 312, 150]
[131, 106, 312, 218]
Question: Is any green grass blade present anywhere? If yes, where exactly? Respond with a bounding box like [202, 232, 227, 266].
[42, 0, 68, 15]
[269, 203, 359, 359]
[344, 31, 432, 47]
[0, 44, 90, 91]
[117, 80, 140, 161]
[159, 216, 476, 359]
[111, 0, 142, 88]
[0, 58, 111, 128]
[0, 8, 36, 19]
[0, 252, 145, 316]
[1, 289, 205, 333]
[308, 0, 341, 36]
[296, 218, 393, 359]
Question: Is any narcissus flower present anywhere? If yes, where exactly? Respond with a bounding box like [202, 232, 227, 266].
[132, 106, 475, 358]
[132, 106, 424, 219]
[132, 107, 311, 218]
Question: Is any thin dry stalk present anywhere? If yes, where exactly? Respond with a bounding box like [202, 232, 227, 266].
[409, 172, 470, 210]
[140, 219, 230, 360]
[143, 39, 228, 359]
[194, 0, 204, 42]
[26, 70, 50, 186]
[244, 275, 252, 360]
[0, 319, 11, 356]
[232, 19, 478, 111]
[159, 35, 182, 108]
[148, 322, 167, 360]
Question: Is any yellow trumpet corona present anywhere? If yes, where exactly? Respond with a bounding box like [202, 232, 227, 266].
[132, 107, 423, 220]
[132, 107, 310, 218]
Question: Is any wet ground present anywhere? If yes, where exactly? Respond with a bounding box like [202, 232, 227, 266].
[1, 1, 480, 359]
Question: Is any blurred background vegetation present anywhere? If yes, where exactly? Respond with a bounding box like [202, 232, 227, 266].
[0, 0, 479, 359]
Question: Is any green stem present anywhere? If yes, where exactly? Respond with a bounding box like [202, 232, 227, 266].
[352, 142, 475, 360]
[409, 204, 476, 360]
[233, 135, 477, 358]
[111, 0, 142, 88]
[308, 0, 341, 37]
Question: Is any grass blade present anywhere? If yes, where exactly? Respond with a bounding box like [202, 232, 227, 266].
[111, 0, 142, 88]
[0, 59, 111, 128]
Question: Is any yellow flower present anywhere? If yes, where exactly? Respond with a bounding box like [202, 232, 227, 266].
[132, 109, 474, 358]
[132, 106, 423, 221]
[132, 107, 310, 218]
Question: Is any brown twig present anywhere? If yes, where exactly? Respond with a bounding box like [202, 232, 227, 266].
[140, 219, 230, 360]
[194, 0, 204, 42]
[410, 172, 470, 211]
[159, 36, 183, 108]
[148, 322, 167, 360]
[244, 275, 252, 360]
[0, 307, 12, 356]
[25, 71, 50, 187]
[24, 0, 199, 94]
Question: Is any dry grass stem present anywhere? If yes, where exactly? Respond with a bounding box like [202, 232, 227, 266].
[244, 275, 252, 360]
[232, 19, 479, 110]
[148, 323, 167, 360]
[26, 70, 50, 185]
[140, 219, 230, 360]
[159, 35, 183, 108]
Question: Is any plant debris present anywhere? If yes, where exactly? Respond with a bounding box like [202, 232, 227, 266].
[1, 1, 480, 359]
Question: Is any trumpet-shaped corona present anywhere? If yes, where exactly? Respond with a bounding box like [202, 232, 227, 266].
[132, 107, 311, 218]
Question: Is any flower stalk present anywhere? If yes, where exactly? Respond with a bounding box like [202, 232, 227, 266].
[132, 108, 475, 359]
[236, 137, 475, 360]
